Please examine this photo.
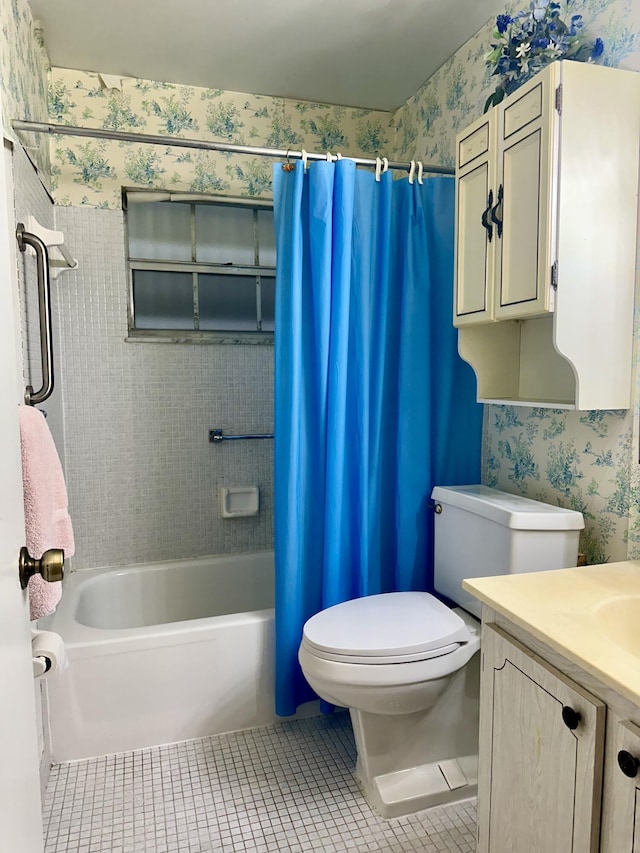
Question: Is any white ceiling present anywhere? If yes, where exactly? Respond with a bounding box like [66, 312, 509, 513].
[28, 0, 505, 112]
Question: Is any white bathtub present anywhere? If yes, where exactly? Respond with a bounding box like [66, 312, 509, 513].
[47, 551, 279, 761]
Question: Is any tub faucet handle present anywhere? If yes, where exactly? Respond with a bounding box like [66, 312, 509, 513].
[19, 546, 65, 590]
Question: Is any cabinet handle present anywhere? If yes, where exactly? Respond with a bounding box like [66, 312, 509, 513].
[618, 750, 640, 778]
[561, 705, 581, 730]
[490, 183, 503, 238]
[481, 190, 494, 242]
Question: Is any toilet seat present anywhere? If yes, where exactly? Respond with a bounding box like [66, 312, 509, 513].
[301, 592, 473, 665]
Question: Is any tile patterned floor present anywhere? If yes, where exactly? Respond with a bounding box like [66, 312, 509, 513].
[43, 714, 477, 852]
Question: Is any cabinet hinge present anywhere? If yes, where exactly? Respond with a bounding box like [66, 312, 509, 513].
[555, 84, 563, 115]
[551, 261, 558, 290]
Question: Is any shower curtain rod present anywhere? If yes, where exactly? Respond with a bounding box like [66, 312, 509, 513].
[12, 120, 454, 176]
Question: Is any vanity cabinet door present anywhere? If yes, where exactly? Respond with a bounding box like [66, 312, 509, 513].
[601, 718, 640, 853]
[477, 624, 605, 853]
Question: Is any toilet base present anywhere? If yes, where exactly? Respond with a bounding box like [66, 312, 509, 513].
[355, 753, 478, 819]
[348, 647, 480, 818]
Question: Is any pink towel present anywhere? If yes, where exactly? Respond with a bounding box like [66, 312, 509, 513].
[18, 406, 75, 621]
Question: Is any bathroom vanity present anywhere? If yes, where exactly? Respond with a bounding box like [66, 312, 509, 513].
[463, 562, 640, 853]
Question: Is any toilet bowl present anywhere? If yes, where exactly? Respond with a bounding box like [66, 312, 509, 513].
[299, 591, 481, 817]
[297, 485, 585, 818]
[299, 592, 479, 715]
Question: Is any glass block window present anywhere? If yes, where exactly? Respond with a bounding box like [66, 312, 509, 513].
[125, 192, 276, 340]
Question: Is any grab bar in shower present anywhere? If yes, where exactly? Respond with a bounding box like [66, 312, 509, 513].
[17, 219, 77, 406]
[209, 429, 274, 443]
[17, 223, 54, 406]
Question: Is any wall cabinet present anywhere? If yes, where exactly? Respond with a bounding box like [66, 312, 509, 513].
[454, 61, 640, 409]
[478, 619, 640, 853]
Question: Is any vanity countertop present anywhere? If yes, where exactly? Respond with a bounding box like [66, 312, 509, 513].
[463, 560, 640, 706]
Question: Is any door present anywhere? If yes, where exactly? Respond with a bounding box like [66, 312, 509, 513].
[477, 624, 604, 853]
[600, 718, 640, 852]
[0, 137, 45, 851]
[494, 66, 558, 321]
[454, 112, 497, 326]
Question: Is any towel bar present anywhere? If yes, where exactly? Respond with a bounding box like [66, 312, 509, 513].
[209, 429, 274, 443]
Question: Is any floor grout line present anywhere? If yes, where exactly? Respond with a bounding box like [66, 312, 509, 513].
[42, 714, 477, 852]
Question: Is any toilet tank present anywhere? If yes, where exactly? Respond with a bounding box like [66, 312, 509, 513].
[431, 485, 584, 618]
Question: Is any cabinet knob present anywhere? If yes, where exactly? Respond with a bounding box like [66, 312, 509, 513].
[618, 750, 640, 778]
[561, 705, 581, 730]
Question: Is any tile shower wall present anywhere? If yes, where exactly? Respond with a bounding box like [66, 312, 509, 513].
[391, 0, 640, 564]
[55, 205, 273, 570]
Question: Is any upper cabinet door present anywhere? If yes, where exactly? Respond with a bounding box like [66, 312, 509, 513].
[494, 69, 558, 321]
[454, 113, 497, 326]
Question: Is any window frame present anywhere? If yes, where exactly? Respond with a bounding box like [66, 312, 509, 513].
[123, 189, 276, 345]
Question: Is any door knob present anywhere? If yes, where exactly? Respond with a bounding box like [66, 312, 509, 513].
[618, 750, 640, 778]
[19, 546, 64, 590]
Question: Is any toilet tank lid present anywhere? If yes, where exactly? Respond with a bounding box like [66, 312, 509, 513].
[431, 485, 584, 531]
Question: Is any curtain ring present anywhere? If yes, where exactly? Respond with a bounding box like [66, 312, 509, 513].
[281, 149, 295, 172]
[408, 160, 416, 185]
[375, 157, 382, 182]
[336, 152, 343, 160]
[382, 157, 389, 173]
[301, 149, 308, 171]
[326, 151, 333, 162]
[417, 161, 424, 185]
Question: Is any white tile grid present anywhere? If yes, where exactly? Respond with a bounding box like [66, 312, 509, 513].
[53, 206, 274, 571]
[43, 715, 476, 853]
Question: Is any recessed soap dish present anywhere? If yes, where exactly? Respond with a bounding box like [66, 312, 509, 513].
[219, 486, 259, 518]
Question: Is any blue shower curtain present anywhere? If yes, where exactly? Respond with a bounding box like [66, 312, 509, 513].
[272, 159, 482, 716]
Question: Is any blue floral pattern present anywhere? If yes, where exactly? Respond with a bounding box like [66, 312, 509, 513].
[142, 88, 199, 135]
[6, 0, 640, 566]
[124, 148, 165, 186]
[393, 0, 640, 565]
[0, 0, 50, 177]
[48, 70, 395, 207]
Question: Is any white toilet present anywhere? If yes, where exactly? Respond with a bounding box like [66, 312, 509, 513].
[298, 485, 584, 818]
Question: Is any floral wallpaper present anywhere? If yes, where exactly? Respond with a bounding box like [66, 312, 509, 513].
[393, 0, 640, 167]
[48, 69, 394, 208]
[391, 0, 640, 564]
[0, 0, 50, 178]
[5, 0, 640, 564]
